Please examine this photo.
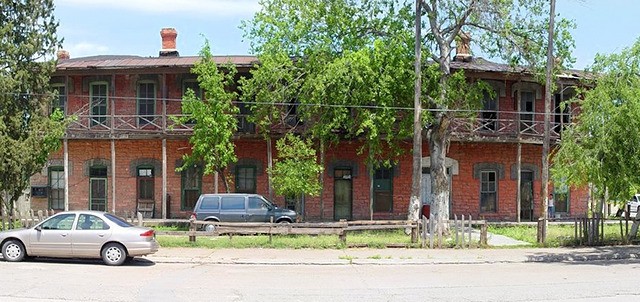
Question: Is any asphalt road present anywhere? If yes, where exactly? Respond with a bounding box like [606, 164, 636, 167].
[1, 258, 640, 302]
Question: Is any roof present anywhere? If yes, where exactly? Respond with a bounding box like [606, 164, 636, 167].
[56, 55, 259, 71]
[451, 57, 590, 80]
[56, 54, 589, 80]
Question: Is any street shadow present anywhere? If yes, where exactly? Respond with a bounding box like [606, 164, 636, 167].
[526, 246, 640, 266]
[1, 256, 156, 267]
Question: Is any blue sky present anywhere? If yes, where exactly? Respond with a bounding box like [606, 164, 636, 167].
[54, 0, 640, 70]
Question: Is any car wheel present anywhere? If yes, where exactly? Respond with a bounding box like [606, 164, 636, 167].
[101, 243, 127, 266]
[203, 220, 216, 232]
[2, 240, 26, 262]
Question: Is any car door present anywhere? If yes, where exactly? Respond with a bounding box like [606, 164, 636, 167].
[246, 196, 269, 222]
[29, 213, 76, 257]
[72, 214, 112, 257]
[219, 195, 246, 222]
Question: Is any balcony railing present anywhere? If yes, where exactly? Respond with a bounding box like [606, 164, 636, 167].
[449, 117, 569, 142]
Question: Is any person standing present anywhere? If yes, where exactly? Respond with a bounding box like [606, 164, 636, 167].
[548, 193, 555, 219]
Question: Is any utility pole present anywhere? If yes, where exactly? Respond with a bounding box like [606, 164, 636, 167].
[409, 0, 423, 222]
[539, 0, 556, 244]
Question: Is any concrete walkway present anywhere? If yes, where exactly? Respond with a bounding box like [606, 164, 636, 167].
[144, 245, 640, 265]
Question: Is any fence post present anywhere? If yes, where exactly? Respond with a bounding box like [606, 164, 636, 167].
[480, 220, 488, 246]
[137, 212, 143, 227]
[269, 216, 274, 244]
[429, 213, 434, 249]
[421, 215, 427, 248]
[454, 214, 459, 248]
[468, 215, 472, 249]
[339, 219, 347, 245]
[189, 217, 196, 242]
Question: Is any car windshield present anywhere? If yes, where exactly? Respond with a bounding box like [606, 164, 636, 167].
[104, 213, 133, 227]
[261, 197, 276, 208]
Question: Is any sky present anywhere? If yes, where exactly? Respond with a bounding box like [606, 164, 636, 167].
[54, 0, 640, 70]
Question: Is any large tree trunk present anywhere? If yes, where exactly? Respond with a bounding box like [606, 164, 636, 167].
[429, 113, 451, 234]
[319, 139, 326, 220]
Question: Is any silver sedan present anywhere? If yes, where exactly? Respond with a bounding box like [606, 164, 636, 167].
[0, 210, 159, 266]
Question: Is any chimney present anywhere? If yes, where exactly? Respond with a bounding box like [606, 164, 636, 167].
[454, 32, 472, 62]
[159, 28, 179, 57]
[57, 49, 70, 60]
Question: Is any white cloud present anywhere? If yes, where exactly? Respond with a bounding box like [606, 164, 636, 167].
[56, 0, 260, 16]
[64, 42, 110, 58]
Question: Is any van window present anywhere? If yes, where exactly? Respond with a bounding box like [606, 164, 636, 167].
[200, 196, 220, 210]
[221, 196, 245, 210]
[248, 197, 267, 209]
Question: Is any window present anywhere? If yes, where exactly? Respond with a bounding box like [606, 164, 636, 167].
[181, 166, 202, 210]
[77, 214, 109, 230]
[480, 171, 497, 212]
[200, 196, 220, 210]
[235, 165, 256, 193]
[137, 82, 156, 126]
[90, 82, 108, 126]
[553, 93, 572, 135]
[40, 213, 75, 230]
[248, 196, 267, 209]
[481, 90, 498, 131]
[137, 167, 154, 200]
[52, 84, 66, 115]
[183, 80, 203, 99]
[48, 166, 65, 210]
[236, 101, 255, 133]
[221, 196, 246, 210]
[373, 167, 393, 212]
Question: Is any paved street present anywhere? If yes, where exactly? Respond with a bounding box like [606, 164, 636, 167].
[1, 247, 640, 301]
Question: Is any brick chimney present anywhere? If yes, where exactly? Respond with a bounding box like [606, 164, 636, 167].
[57, 49, 70, 60]
[159, 28, 179, 57]
[454, 32, 472, 62]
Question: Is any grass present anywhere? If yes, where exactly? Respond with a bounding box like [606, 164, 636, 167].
[157, 229, 417, 249]
[489, 223, 630, 247]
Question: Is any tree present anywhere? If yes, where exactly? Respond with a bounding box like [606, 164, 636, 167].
[242, 0, 415, 219]
[552, 38, 640, 210]
[0, 0, 66, 218]
[269, 133, 324, 215]
[411, 0, 574, 234]
[174, 40, 239, 192]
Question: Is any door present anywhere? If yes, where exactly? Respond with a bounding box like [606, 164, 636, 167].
[90, 178, 107, 211]
[29, 213, 76, 257]
[520, 171, 534, 221]
[72, 214, 112, 257]
[219, 195, 246, 222]
[246, 196, 269, 222]
[519, 91, 535, 133]
[421, 167, 453, 216]
[334, 168, 352, 220]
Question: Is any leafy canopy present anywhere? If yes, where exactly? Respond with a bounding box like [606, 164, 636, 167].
[173, 40, 239, 192]
[0, 0, 67, 212]
[269, 134, 324, 198]
[552, 38, 640, 203]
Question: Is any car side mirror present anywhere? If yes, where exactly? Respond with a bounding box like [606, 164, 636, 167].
[35, 226, 42, 231]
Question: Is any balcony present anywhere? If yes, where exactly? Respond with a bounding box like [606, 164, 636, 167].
[449, 116, 569, 144]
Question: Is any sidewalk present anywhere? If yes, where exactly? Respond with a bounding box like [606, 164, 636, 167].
[144, 245, 640, 265]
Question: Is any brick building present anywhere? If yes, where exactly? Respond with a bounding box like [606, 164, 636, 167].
[28, 28, 588, 221]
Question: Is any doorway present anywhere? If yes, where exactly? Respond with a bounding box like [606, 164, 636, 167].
[519, 171, 534, 221]
[334, 168, 352, 220]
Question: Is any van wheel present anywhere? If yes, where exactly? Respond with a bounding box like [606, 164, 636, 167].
[203, 220, 217, 232]
[2, 239, 26, 262]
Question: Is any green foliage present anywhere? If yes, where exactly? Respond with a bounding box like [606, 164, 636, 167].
[0, 0, 66, 212]
[241, 0, 415, 168]
[173, 40, 239, 192]
[552, 38, 640, 203]
[269, 134, 324, 198]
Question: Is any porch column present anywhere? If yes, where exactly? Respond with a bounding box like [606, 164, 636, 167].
[162, 138, 167, 219]
[64, 138, 69, 211]
[111, 139, 116, 213]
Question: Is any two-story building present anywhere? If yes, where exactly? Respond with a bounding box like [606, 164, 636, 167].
[28, 28, 588, 221]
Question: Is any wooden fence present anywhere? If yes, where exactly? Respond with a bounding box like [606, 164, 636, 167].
[0, 210, 144, 231]
[165, 215, 488, 248]
[1, 209, 55, 231]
